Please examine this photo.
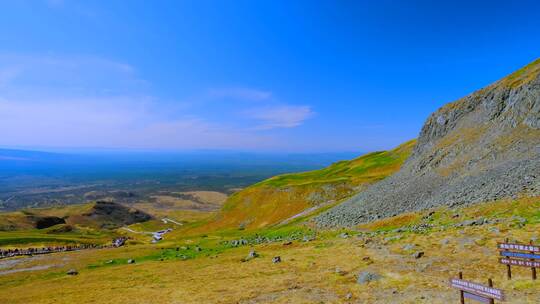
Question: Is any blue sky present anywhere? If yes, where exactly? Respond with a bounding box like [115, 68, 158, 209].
[0, 0, 539, 152]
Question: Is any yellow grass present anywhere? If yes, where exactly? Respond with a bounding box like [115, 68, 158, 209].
[1, 197, 539, 303]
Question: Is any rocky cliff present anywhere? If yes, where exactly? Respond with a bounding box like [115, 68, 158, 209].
[315, 59, 540, 227]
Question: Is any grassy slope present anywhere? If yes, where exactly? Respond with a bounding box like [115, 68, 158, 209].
[199, 140, 416, 231]
[0, 204, 113, 248]
[1, 196, 538, 303]
[0, 202, 151, 247]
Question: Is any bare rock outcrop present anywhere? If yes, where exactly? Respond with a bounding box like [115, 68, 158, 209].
[316, 59, 540, 227]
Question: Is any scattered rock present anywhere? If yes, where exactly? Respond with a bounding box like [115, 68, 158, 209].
[511, 216, 527, 228]
[340, 232, 349, 239]
[402, 244, 415, 251]
[272, 256, 281, 263]
[456, 218, 486, 227]
[384, 235, 402, 242]
[242, 250, 259, 262]
[345, 293, 352, 300]
[313, 63, 540, 228]
[335, 267, 348, 276]
[302, 235, 315, 242]
[283, 241, 293, 246]
[127, 259, 135, 264]
[418, 261, 432, 272]
[66, 269, 78, 275]
[195, 246, 202, 252]
[362, 256, 373, 265]
[413, 251, 425, 259]
[488, 227, 500, 234]
[357, 271, 381, 284]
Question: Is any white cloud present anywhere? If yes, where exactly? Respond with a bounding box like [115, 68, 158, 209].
[246, 105, 315, 130]
[208, 87, 272, 101]
[0, 53, 145, 98]
[0, 97, 278, 150]
[0, 53, 313, 150]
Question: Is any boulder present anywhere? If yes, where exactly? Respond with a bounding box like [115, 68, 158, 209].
[335, 267, 348, 276]
[66, 269, 78, 275]
[357, 271, 381, 284]
[413, 251, 425, 259]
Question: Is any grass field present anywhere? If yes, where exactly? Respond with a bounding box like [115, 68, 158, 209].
[201, 140, 416, 231]
[1, 196, 538, 303]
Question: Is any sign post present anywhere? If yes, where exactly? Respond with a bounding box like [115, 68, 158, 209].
[497, 239, 540, 280]
[450, 273, 504, 303]
[530, 241, 537, 280]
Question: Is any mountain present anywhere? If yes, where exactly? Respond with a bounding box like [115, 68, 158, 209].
[316, 58, 540, 227]
[203, 140, 415, 230]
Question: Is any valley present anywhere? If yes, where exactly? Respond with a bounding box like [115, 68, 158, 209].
[0, 46, 539, 304]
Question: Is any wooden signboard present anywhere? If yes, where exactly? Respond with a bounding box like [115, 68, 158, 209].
[463, 292, 491, 304]
[450, 272, 504, 303]
[498, 239, 538, 280]
[499, 251, 540, 260]
[499, 258, 540, 268]
[497, 243, 540, 252]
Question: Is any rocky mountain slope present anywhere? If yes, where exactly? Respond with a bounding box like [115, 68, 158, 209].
[203, 140, 415, 230]
[316, 58, 540, 227]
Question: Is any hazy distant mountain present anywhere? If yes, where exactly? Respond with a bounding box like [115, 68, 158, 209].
[0, 148, 362, 211]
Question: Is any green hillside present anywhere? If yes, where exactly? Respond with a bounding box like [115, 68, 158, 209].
[200, 140, 416, 231]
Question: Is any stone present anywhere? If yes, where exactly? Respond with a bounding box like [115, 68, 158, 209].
[402, 244, 415, 251]
[345, 293, 352, 300]
[241, 250, 259, 262]
[272, 256, 281, 263]
[357, 271, 381, 284]
[362, 256, 373, 265]
[66, 269, 78, 275]
[413, 251, 424, 259]
[335, 267, 348, 276]
[127, 259, 135, 264]
[302, 235, 315, 242]
[418, 261, 432, 272]
[488, 227, 500, 234]
[384, 235, 401, 242]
